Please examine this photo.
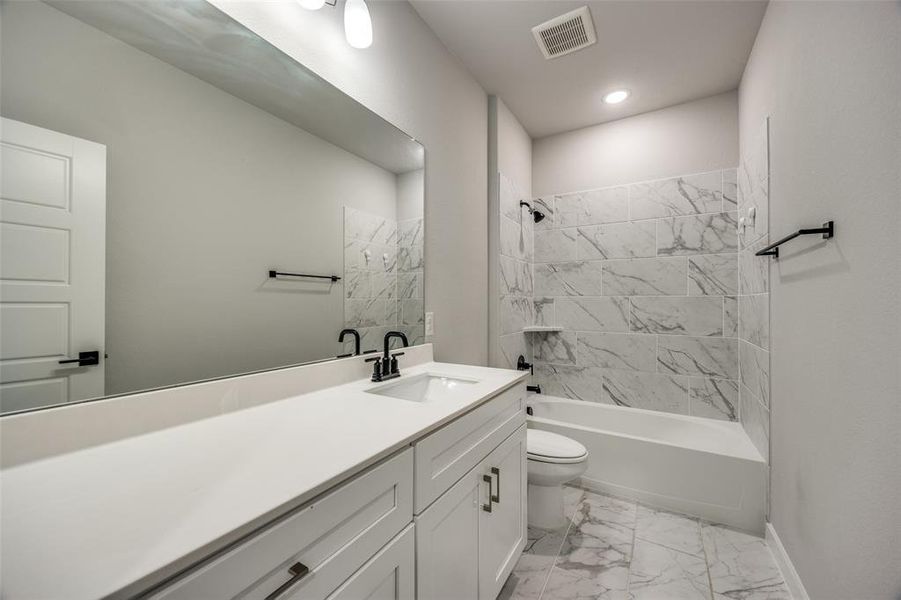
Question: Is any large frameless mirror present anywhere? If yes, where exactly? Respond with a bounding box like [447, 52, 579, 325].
[0, 0, 425, 414]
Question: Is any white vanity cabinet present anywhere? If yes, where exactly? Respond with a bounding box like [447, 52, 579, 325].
[147, 380, 526, 600]
[415, 384, 527, 600]
[149, 449, 414, 600]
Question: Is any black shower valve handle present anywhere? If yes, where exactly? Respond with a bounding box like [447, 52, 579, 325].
[516, 355, 533, 375]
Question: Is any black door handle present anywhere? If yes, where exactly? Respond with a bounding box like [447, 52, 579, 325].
[58, 351, 100, 366]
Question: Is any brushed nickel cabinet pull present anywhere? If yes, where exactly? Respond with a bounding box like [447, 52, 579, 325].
[482, 474, 493, 512]
[264, 562, 310, 600]
[490, 467, 500, 504]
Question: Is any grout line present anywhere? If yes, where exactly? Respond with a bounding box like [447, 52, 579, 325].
[625, 518, 637, 597]
[536, 491, 581, 600]
[699, 520, 716, 600]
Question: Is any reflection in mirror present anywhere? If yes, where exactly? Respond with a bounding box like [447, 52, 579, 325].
[0, 0, 424, 414]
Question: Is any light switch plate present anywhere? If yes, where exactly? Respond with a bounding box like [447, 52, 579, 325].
[424, 312, 434, 336]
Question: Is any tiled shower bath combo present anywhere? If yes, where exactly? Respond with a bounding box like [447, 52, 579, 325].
[496, 144, 770, 462]
[528, 168, 741, 423]
[343, 207, 425, 352]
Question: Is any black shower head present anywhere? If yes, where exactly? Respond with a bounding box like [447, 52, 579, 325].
[519, 200, 546, 223]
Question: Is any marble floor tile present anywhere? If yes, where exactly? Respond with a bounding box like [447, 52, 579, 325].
[575, 491, 637, 528]
[629, 538, 711, 600]
[635, 505, 704, 556]
[702, 523, 791, 600]
[505, 489, 789, 600]
[555, 525, 632, 577]
[541, 564, 631, 600]
[563, 485, 586, 518]
[500, 525, 571, 600]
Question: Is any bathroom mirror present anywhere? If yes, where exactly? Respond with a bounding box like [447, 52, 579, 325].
[0, 0, 425, 414]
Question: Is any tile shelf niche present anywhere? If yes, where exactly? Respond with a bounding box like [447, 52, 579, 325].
[522, 326, 564, 333]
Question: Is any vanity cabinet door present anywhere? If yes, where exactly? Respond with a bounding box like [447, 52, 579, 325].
[414, 466, 483, 600]
[478, 424, 527, 600]
[318, 524, 414, 600]
[413, 382, 525, 513]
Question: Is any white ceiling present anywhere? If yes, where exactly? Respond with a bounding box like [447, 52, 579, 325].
[411, 0, 767, 138]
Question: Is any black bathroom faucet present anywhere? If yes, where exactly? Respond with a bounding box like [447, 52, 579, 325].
[383, 331, 408, 362]
[338, 328, 361, 356]
[367, 331, 408, 382]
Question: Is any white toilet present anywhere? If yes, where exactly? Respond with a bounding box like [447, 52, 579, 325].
[526, 428, 589, 529]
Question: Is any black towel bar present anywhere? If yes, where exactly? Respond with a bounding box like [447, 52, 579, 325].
[755, 221, 834, 258]
[269, 270, 340, 282]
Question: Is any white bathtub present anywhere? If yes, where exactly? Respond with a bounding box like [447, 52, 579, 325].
[527, 395, 766, 534]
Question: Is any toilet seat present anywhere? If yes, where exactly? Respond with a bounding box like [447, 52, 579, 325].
[527, 429, 587, 464]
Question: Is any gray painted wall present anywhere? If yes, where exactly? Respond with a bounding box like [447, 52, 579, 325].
[213, 0, 489, 365]
[397, 169, 425, 221]
[739, 2, 901, 597]
[533, 91, 739, 197]
[1, 1, 399, 394]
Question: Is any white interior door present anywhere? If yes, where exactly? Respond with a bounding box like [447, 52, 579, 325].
[0, 117, 106, 413]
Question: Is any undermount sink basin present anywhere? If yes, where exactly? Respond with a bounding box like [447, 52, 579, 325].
[366, 373, 478, 403]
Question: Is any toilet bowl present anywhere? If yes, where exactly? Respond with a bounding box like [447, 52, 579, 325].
[526, 428, 588, 529]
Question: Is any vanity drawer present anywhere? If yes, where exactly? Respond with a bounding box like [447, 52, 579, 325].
[414, 382, 525, 513]
[322, 524, 414, 600]
[150, 447, 413, 600]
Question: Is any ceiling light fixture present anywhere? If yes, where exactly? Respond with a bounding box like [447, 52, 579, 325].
[603, 89, 630, 104]
[344, 0, 373, 49]
[298, 0, 326, 10]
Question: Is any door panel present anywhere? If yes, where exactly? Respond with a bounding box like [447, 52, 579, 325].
[0, 304, 68, 359]
[0, 118, 106, 412]
[0, 142, 69, 209]
[415, 467, 483, 600]
[0, 378, 68, 414]
[0, 223, 69, 281]
[479, 425, 527, 600]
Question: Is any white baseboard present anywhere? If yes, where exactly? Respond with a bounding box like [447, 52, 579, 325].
[766, 522, 809, 600]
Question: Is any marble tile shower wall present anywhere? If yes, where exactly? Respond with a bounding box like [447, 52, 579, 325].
[736, 122, 771, 461]
[343, 207, 424, 354]
[498, 172, 535, 370]
[529, 169, 742, 422]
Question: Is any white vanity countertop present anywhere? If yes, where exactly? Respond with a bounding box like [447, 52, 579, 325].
[0, 361, 527, 600]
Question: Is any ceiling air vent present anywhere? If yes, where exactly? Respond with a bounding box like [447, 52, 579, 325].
[532, 6, 597, 60]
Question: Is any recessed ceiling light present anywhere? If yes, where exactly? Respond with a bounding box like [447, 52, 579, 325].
[603, 90, 630, 105]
